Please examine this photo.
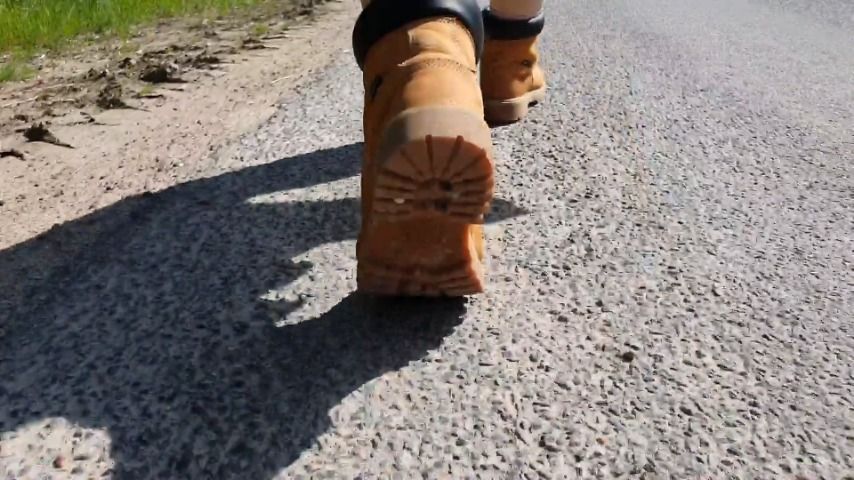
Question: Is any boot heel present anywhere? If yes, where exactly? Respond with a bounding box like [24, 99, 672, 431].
[357, 107, 494, 297]
[372, 107, 494, 223]
[484, 85, 546, 124]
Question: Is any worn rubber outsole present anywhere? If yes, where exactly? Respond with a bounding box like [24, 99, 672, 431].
[484, 85, 547, 125]
[357, 107, 494, 297]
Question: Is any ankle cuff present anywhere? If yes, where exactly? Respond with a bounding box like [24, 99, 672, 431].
[483, 8, 544, 40]
[352, 0, 485, 70]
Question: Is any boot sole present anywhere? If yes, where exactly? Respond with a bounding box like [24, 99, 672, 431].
[484, 85, 547, 125]
[358, 107, 494, 297]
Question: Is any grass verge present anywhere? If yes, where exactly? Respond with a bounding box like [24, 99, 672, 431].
[0, 0, 273, 54]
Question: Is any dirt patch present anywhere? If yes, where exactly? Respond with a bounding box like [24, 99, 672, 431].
[1, 0, 348, 138]
[0, 0, 359, 251]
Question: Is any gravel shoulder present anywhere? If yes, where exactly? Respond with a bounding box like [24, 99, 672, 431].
[0, 0, 357, 312]
[0, 0, 356, 250]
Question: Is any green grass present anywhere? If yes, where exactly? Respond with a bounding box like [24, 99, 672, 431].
[0, 0, 270, 54]
[0, 60, 33, 82]
[251, 22, 270, 37]
[138, 83, 156, 96]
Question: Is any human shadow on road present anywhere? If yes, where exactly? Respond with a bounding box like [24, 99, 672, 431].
[0, 143, 525, 478]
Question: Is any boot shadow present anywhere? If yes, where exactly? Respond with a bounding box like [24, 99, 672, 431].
[0, 142, 525, 478]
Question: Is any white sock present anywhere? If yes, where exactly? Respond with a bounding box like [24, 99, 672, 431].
[489, 0, 543, 20]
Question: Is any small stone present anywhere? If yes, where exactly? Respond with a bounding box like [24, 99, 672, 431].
[503, 349, 519, 362]
[539, 435, 561, 452]
[515, 426, 533, 445]
[679, 405, 693, 416]
[620, 351, 635, 363]
[53, 455, 66, 469]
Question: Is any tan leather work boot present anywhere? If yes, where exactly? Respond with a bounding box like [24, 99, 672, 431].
[480, 9, 546, 124]
[352, 0, 494, 296]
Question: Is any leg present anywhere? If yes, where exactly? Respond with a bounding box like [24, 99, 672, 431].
[352, 0, 494, 297]
[481, 0, 547, 124]
[490, 0, 543, 20]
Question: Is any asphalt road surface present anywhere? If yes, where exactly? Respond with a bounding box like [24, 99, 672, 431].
[2, 0, 853, 478]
